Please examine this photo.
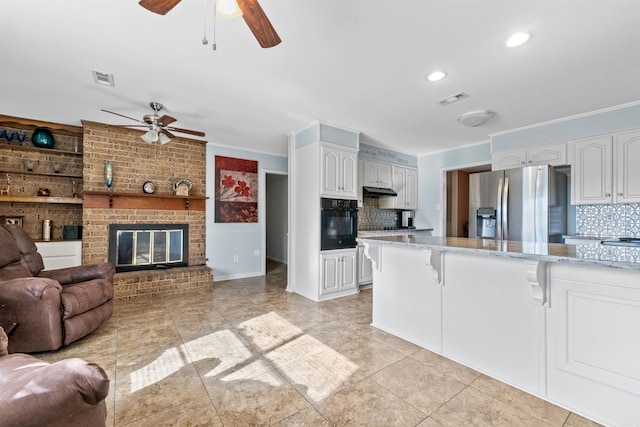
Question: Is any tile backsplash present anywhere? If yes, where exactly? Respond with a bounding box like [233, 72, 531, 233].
[358, 197, 400, 230]
[575, 203, 640, 237]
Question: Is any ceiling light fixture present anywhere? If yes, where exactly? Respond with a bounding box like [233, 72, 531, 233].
[457, 110, 495, 127]
[426, 71, 447, 82]
[505, 32, 531, 48]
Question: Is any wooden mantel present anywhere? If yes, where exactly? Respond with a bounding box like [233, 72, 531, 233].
[83, 191, 207, 211]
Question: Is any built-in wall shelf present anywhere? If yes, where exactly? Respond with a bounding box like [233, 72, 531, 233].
[0, 195, 82, 204]
[83, 191, 207, 211]
[0, 144, 83, 157]
[0, 169, 82, 179]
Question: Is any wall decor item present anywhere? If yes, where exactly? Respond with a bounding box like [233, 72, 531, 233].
[0, 216, 24, 226]
[215, 156, 258, 223]
[5, 130, 14, 144]
[173, 178, 192, 196]
[104, 160, 114, 189]
[31, 127, 56, 149]
[143, 181, 156, 194]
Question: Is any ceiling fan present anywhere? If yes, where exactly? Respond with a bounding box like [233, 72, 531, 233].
[138, 0, 281, 48]
[101, 102, 205, 144]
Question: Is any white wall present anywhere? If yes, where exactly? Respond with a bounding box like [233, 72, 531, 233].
[266, 173, 288, 263]
[206, 145, 287, 281]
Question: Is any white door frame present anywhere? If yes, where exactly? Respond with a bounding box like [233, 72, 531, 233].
[261, 168, 288, 276]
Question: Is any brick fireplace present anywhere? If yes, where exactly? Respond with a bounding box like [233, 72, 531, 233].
[81, 121, 213, 300]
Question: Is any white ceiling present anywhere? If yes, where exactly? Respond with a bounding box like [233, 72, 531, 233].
[1, 0, 639, 157]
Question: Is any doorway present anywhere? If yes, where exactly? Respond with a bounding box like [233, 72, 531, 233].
[264, 172, 288, 275]
[444, 165, 491, 237]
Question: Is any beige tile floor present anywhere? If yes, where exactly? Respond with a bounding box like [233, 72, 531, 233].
[36, 262, 602, 426]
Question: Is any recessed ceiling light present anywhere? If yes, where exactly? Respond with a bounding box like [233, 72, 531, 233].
[426, 71, 447, 82]
[505, 32, 531, 48]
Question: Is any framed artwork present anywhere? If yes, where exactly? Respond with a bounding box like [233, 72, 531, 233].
[215, 156, 258, 223]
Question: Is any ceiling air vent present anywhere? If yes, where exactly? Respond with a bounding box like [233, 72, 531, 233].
[437, 92, 469, 106]
[91, 70, 115, 87]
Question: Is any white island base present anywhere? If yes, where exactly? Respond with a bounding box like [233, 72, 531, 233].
[363, 242, 640, 427]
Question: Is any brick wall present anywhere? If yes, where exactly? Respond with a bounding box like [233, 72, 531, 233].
[81, 121, 212, 299]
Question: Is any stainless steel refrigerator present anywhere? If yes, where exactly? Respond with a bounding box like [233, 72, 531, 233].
[468, 165, 567, 243]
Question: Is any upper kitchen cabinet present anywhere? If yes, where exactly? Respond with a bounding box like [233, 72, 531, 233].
[379, 165, 418, 209]
[320, 144, 358, 199]
[614, 129, 640, 204]
[572, 129, 640, 205]
[361, 160, 392, 188]
[492, 142, 567, 171]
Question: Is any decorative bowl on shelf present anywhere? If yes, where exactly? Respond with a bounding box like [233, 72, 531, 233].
[31, 127, 56, 149]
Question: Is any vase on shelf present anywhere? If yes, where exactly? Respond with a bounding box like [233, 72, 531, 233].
[31, 127, 55, 149]
[5, 130, 14, 145]
[104, 161, 114, 189]
[16, 131, 26, 146]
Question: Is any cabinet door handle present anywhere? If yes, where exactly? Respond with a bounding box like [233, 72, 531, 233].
[618, 193, 623, 196]
[606, 193, 611, 197]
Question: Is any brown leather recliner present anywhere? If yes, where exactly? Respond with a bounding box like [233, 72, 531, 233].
[0, 224, 114, 353]
[0, 325, 110, 427]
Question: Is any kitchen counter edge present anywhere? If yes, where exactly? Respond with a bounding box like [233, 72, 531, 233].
[356, 235, 640, 270]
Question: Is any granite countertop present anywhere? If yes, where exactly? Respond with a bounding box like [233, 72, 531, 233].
[357, 234, 640, 270]
[358, 228, 433, 237]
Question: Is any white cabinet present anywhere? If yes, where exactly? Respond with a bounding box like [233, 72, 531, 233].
[320, 249, 357, 296]
[492, 142, 567, 171]
[357, 244, 373, 285]
[614, 129, 640, 204]
[379, 166, 418, 209]
[547, 264, 640, 426]
[572, 130, 640, 204]
[361, 160, 392, 188]
[320, 145, 358, 199]
[35, 240, 82, 270]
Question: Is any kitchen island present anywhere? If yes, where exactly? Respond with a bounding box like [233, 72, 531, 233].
[357, 234, 640, 427]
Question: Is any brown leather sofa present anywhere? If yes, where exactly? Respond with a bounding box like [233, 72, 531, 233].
[0, 325, 110, 427]
[0, 224, 115, 353]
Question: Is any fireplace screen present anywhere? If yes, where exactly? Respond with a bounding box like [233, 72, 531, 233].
[108, 224, 188, 272]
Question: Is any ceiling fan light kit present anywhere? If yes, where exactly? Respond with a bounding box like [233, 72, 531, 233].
[101, 101, 205, 144]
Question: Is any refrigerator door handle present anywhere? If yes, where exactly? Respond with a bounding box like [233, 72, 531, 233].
[497, 177, 504, 240]
[502, 177, 509, 240]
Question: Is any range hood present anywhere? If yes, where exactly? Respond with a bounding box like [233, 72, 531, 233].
[363, 186, 398, 197]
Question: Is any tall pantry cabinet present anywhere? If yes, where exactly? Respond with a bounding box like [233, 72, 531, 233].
[289, 122, 361, 302]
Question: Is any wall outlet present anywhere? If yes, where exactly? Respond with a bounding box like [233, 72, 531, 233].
[233, 255, 239, 263]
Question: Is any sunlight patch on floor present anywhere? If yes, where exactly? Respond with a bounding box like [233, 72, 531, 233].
[128, 311, 357, 395]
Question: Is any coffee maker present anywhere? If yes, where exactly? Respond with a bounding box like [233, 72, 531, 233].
[401, 211, 415, 229]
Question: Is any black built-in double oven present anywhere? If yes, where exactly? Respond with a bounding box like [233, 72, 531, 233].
[320, 198, 358, 250]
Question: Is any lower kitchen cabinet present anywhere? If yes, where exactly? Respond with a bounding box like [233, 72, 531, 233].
[320, 249, 357, 296]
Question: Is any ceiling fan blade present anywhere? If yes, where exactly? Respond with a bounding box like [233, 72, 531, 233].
[165, 126, 206, 137]
[157, 114, 177, 127]
[237, 0, 281, 48]
[161, 129, 176, 139]
[101, 109, 144, 124]
[138, 0, 182, 15]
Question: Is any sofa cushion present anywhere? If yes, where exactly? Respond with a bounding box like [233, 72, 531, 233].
[0, 260, 32, 282]
[0, 354, 109, 427]
[0, 224, 44, 275]
[60, 279, 114, 319]
[0, 228, 22, 270]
